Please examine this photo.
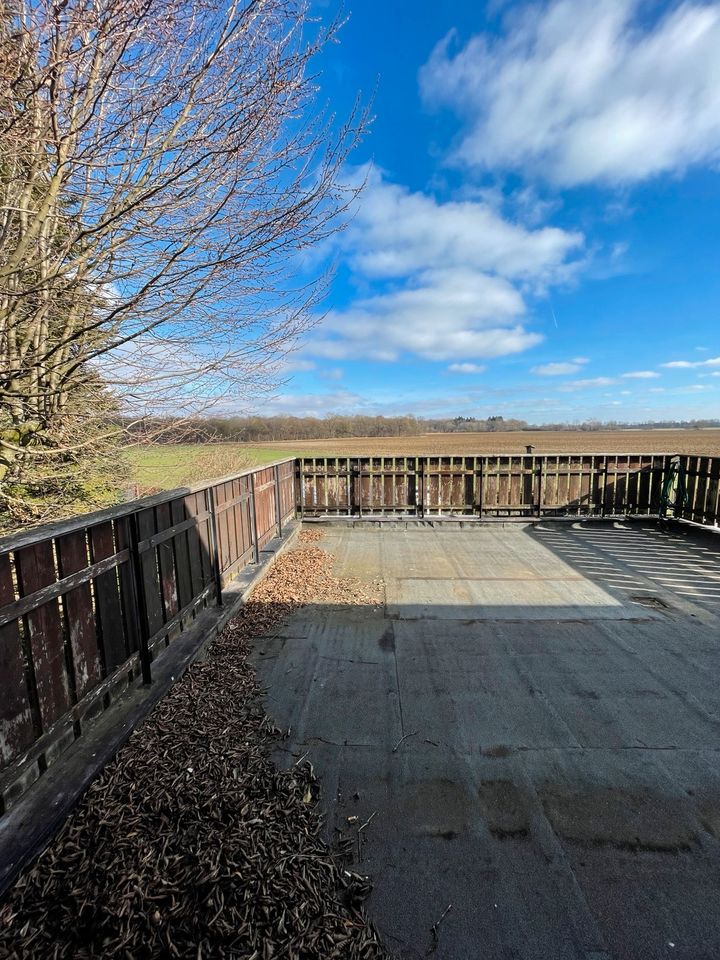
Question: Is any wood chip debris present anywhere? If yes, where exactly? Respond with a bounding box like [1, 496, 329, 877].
[0, 529, 390, 959]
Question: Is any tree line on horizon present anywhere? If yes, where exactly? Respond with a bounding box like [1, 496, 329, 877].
[128, 414, 720, 444]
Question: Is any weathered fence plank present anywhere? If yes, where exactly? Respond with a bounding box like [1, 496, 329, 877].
[56, 531, 102, 699]
[0, 555, 35, 767]
[15, 542, 71, 731]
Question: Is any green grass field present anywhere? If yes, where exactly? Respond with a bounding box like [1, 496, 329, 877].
[126, 444, 301, 493]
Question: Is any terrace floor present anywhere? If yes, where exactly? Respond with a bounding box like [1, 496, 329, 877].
[252, 520, 720, 960]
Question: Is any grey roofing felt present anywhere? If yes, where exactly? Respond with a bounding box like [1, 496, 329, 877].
[251, 522, 720, 960]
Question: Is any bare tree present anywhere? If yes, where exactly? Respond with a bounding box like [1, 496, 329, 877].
[0, 0, 364, 519]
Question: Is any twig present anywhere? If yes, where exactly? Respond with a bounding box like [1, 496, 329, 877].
[356, 811, 377, 864]
[357, 811, 376, 833]
[392, 730, 418, 752]
[429, 904, 453, 951]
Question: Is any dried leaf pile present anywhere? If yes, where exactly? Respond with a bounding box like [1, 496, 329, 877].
[249, 533, 384, 615]
[0, 531, 389, 959]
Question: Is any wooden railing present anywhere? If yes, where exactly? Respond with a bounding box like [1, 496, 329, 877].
[674, 455, 720, 527]
[0, 459, 295, 813]
[1, 449, 717, 815]
[297, 453, 720, 525]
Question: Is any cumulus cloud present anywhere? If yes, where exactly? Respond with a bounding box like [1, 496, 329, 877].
[448, 362, 486, 373]
[419, 0, 720, 186]
[306, 168, 583, 363]
[531, 359, 588, 375]
[621, 370, 660, 378]
[346, 169, 582, 283]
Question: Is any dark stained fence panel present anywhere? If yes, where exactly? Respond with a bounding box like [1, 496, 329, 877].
[0, 458, 295, 813]
[213, 477, 254, 581]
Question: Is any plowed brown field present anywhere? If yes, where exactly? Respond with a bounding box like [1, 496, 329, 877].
[252, 428, 720, 457]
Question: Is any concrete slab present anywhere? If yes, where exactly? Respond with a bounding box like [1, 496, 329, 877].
[252, 522, 720, 960]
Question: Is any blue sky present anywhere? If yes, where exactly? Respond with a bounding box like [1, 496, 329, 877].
[263, 0, 720, 422]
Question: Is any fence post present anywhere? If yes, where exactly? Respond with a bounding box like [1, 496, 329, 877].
[296, 460, 304, 520]
[249, 471, 260, 562]
[346, 457, 352, 517]
[128, 512, 153, 686]
[477, 459, 484, 519]
[207, 485, 224, 607]
[536, 457, 543, 518]
[273, 463, 282, 538]
[600, 457, 609, 517]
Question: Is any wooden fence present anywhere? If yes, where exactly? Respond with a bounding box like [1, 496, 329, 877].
[0, 459, 295, 813]
[297, 453, 720, 523]
[0, 450, 717, 815]
[676, 455, 720, 527]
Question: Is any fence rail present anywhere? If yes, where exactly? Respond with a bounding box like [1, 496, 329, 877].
[0, 458, 295, 812]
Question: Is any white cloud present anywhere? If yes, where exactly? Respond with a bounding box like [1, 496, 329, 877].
[420, 0, 720, 186]
[315, 267, 541, 362]
[621, 370, 660, 379]
[347, 170, 582, 282]
[306, 168, 583, 363]
[531, 359, 588, 375]
[661, 356, 720, 368]
[561, 376, 616, 390]
[448, 362, 486, 373]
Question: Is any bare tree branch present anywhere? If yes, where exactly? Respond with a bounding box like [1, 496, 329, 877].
[0, 0, 366, 518]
